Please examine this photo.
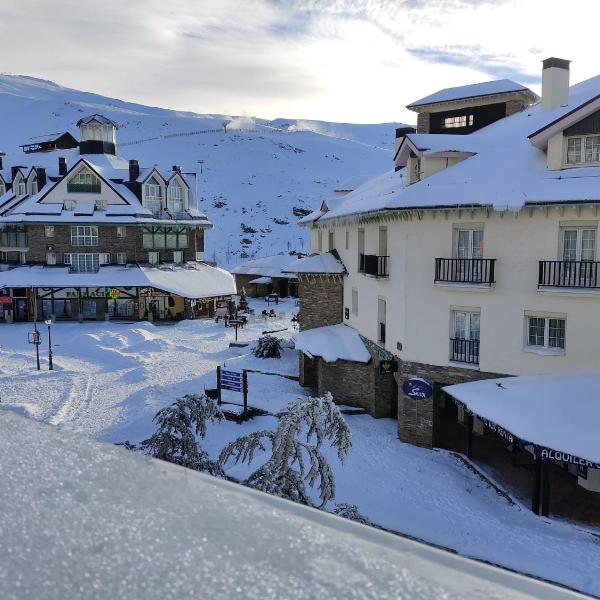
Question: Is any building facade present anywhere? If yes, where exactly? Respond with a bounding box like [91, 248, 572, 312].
[0, 114, 235, 322]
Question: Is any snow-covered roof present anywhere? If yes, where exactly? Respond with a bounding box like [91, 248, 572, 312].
[334, 174, 378, 192]
[407, 79, 534, 108]
[283, 251, 346, 275]
[231, 254, 300, 278]
[0, 263, 235, 299]
[444, 372, 600, 466]
[76, 114, 118, 128]
[304, 73, 600, 223]
[20, 131, 76, 146]
[248, 276, 272, 285]
[0, 409, 570, 599]
[294, 324, 371, 363]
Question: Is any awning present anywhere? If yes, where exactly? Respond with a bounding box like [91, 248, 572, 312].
[248, 276, 272, 285]
[294, 324, 371, 363]
[444, 372, 600, 468]
[0, 264, 236, 300]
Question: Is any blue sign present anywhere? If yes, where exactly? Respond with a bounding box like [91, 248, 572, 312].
[402, 378, 433, 400]
[221, 370, 243, 393]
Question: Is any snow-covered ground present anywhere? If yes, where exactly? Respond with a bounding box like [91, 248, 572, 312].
[0, 75, 402, 266]
[0, 301, 599, 595]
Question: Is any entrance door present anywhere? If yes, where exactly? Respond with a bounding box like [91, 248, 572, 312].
[13, 299, 28, 321]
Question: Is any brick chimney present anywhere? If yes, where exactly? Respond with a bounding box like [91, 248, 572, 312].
[58, 157, 67, 177]
[129, 159, 140, 182]
[36, 167, 47, 190]
[542, 57, 570, 112]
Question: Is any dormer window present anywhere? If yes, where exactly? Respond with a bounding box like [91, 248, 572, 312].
[442, 114, 474, 129]
[566, 135, 600, 165]
[168, 182, 185, 215]
[0, 182, 5, 196]
[67, 168, 101, 193]
[30, 175, 38, 195]
[15, 178, 26, 196]
[145, 178, 163, 217]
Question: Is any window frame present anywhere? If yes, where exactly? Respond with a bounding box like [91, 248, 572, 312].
[565, 134, 600, 166]
[44, 225, 55, 238]
[560, 226, 596, 261]
[525, 315, 566, 352]
[71, 225, 98, 247]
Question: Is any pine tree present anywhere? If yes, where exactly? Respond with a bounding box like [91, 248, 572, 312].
[140, 394, 224, 476]
[253, 334, 282, 359]
[333, 503, 373, 526]
[238, 287, 249, 312]
[219, 393, 351, 508]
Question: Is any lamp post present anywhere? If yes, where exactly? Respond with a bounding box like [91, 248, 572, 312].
[44, 318, 53, 371]
[32, 287, 40, 371]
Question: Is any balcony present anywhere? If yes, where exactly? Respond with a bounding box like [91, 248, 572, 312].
[538, 260, 600, 289]
[435, 258, 496, 286]
[67, 183, 101, 194]
[449, 338, 480, 365]
[360, 254, 389, 277]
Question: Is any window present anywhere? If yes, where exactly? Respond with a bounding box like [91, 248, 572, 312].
[566, 135, 600, 165]
[116, 226, 126, 238]
[70, 253, 99, 273]
[328, 230, 335, 251]
[196, 251, 204, 262]
[173, 250, 183, 264]
[63, 253, 72, 265]
[16, 180, 26, 196]
[454, 228, 484, 258]
[95, 198, 107, 211]
[450, 309, 480, 364]
[561, 227, 596, 261]
[345, 229, 349, 250]
[67, 168, 101, 193]
[46, 252, 56, 265]
[442, 114, 474, 129]
[30, 176, 38, 195]
[45, 225, 54, 238]
[71, 226, 98, 246]
[99, 253, 110, 265]
[378, 227, 388, 256]
[0, 183, 5, 196]
[452, 310, 480, 341]
[351, 288, 358, 316]
[148, 251, 159, 265]
[142, 227, 188, 249]
[317, 230, 323, 252]
[168, 183, 185, 215]
[358, 228, 365, 271]
[116, 252, 127, 265]
[526, 315, 566, 351]
[64, 199, 76, 211]
[145, 178, 163, 216]
[377, 298, 386, 344]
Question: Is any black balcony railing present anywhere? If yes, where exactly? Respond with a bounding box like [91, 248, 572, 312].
[449, 338, 480, 364]
[67, 183, 101, 194]
[435, 258, 496, 285]
[538, 260, 600, 289]
[360, 254, 389, 277]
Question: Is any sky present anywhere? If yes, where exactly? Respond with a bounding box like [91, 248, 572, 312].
[1, 0, 600, 124]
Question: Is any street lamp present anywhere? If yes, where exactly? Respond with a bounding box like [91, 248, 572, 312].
[44, 318, 53, 371]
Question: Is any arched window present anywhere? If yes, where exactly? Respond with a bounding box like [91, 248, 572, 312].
[168, 182, 184, 215]
[145, 177, 163, 217]
[67, 167, 101, 193]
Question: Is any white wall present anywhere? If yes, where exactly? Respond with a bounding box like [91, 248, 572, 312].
[315, 204, 600, 377]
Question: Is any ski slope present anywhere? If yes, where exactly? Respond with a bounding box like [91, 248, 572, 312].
[0, 75, 405, 266]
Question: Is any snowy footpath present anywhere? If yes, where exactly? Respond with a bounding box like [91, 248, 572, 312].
[0, 301, 598, 596]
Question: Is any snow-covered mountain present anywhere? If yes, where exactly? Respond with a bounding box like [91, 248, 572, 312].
[0, 75, 406, 266]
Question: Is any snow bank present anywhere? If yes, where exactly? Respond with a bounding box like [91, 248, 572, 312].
[444, 371, 600, 464]
[0, 409, 578, 600]
[294, 324, 370, 363]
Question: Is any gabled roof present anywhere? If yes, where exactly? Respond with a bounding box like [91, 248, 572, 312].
[76, 114, 118, 128]
[166, 170, 190, 188]
[407, 79, 535, 109]
[137, 167, 165, 185]
[19, 131, 78, 148]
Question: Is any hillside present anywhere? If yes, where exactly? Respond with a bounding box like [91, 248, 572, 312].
[0, 75, 405, 266]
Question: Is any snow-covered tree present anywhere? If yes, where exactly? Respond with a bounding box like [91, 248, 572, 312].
[140, 394, 223, 476]
[253, 334, 282, 359]
[333, 503, 373, 526]
[219, 392, 351, 507]
[238, 288, 249, 312]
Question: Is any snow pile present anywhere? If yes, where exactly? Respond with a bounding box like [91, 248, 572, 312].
[294, 324, 370, 363]
[444, 371, 600, 464]
[284, 251, 347, 274]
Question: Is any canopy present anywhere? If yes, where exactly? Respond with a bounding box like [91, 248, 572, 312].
[444, 372, 600, 467]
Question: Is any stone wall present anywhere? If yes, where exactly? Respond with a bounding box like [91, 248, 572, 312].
[395, 360, 507, 448]
[26, 224, 204, 265]
[416, 112, 431, 134]
[297, 274, 343, 331]
[505, 100, 527, 117]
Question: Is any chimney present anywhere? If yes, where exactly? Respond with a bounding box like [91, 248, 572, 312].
[129, 159, 140, 182]
[58, 157, 67, 177]
[36, 167, 47, 190]
[542, 57, 570, 112]
[172, 165, 181, 173]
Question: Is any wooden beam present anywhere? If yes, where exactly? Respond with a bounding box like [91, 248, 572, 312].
[466, 412, 474, 459]
[532, 456, 541, 515]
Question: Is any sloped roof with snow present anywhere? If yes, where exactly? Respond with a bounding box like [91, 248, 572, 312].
[304, 73, 600, 223]
[231, 254, 300, 278]
[407, 79, 534, 108]
[294, 324, 371, 363]
[444, 372, 600, 466]
[0, 409, 571, 599]
[283, 251, 346, 275]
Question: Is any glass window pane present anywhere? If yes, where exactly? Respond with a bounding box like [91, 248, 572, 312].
[548, 319, 565, 349]
[457, 230, 470, 258]
[581, 229, 596, 260]
[454, 312, 467, 338]
[562, 229, 578, 260]
[469, 313, 480, 340]
[528, 317, 545, 346]
[472, 230, 484, 258]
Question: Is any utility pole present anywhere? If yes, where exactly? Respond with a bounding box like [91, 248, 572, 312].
[45, 318, 53, 370]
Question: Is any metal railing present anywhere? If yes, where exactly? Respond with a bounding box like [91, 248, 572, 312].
[360, 254, 389, 277]
[449, 338, 480, 364]
[435, 258, 495, 285]
[538, 260, 600, 288]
